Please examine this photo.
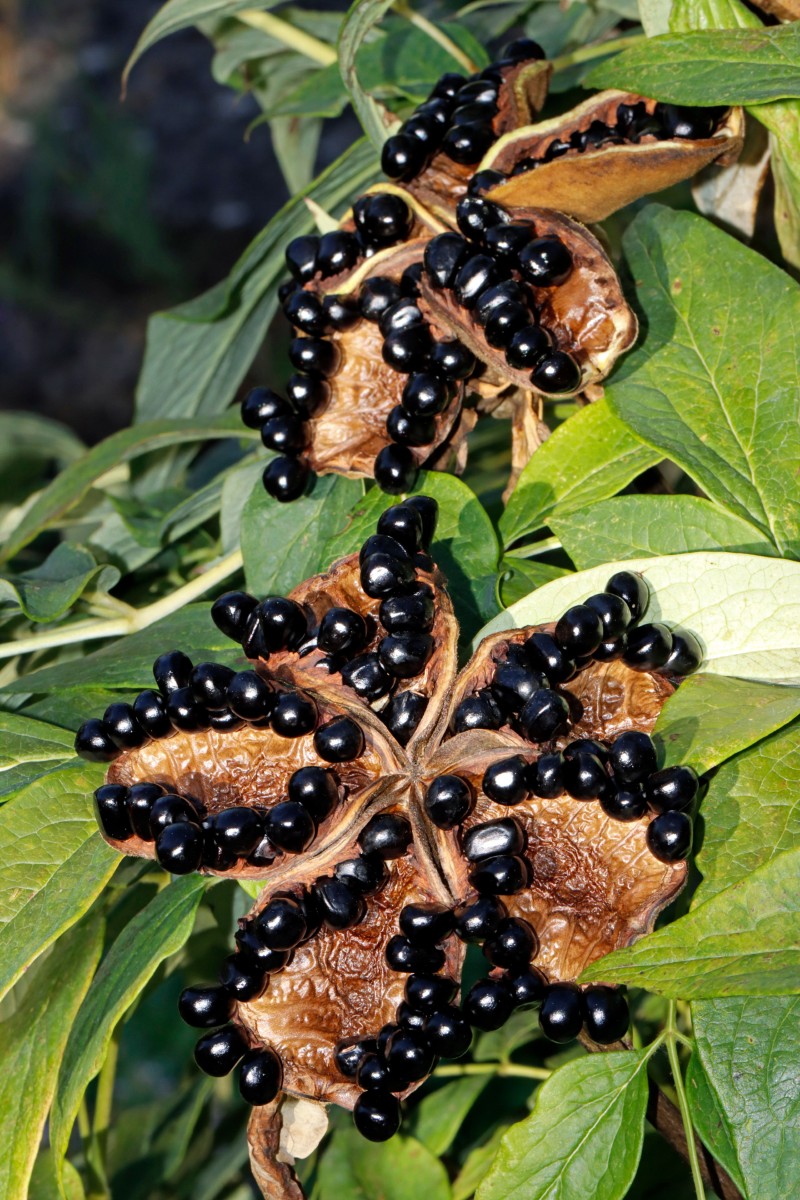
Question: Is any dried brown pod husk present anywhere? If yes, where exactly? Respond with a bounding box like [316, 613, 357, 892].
[482, 91, 745, 222]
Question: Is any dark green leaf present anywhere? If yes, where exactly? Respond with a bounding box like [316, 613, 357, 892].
[587, 24, 800, 103]
[0, 711, 78, 798]
[124, 0, 264, 83]
[318, 1126, 451, 1199]
[499, 398, 659, 549]
[452, 1127, 508, 1200]
[607, 205, 800, 557]
[338, 0, 397, 148]
[685, 1053, 745, 1192]
[476, 1051, 650, 1200]
[580, 847, 800, 996]
[0, 543, 120, 623]
[552, 495, 776, 570]
[412, 1076, 490, 1156]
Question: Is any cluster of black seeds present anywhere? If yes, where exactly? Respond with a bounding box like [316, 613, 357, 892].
[423, 192, 580, 393]
[496, 101, 730, 181]
[381, 38, 546, 182]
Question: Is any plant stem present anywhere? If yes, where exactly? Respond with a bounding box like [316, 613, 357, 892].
[436, 1061, 551, 1080]
[238, 9, 337, 66]
[667, 1001, 706, 1200]
[0, 549, 243, 662]
[550, 33, 647, 73]
[514, 536, 563, 558]
[393, 0, 478, 73]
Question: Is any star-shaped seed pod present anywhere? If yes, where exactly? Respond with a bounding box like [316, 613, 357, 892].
[76, 496, 705, 1195]
[245, 38, 743, 503]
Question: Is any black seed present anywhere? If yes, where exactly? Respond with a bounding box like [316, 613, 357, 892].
[463, 818, 525, 863]
[386, 935, 445, 974]
[378, 502, 425, 554]
[314, 875, 367, 928]
[663, 629, 703, 676]
[456, 196, 508, 242]
[647, 810, 693, 861]
[423, 232, 470, 288]
[265, 801, 316, 853]
[525, 633, 575, 684]
[359, 812, 412, 859]
[582, 986, 630, 1044]
[285, 234, 319, 283]
[383, 690, 428, 746]
[153, 649, 193, 695]
[284, 289, 327, 335]
[468, 168, 506, 195]
[585, 592, 632, 640]
[595, 636, 627, 662]
[382, 324, 432, 373]
[542, 138, 570, 162]
[506, 324, 551, 370]
[402, 372, 450, 418]
[483, 221, 533, 262]
[386, 406, 436, 446]
[318, 230, 359, 277]
[179, 985, 233, 1029]
[314, 717, 364, 762]
[457, 79, 499, 107]
[397, 1001, 428, 1033]
[417, 97, 453, 129]
[234, 925, 290, 970]
[271, 692, 317, 737]
[156, 822, 204, 874]
[201, 824, 236, 871]
[211, 591, 258, 644]
[241, 386, 291, 429]
[126, 782, 164, 840]
[239, 1047, 282, 1105]
[539, 983, 583, 1042]
[400, 906, 455, 947]
[509, 967, 546, 1007]
[341, 653, 394, 701]
[491, 662, 545, 714]
[564, 737, 608, 763]
[374, 445, 418, 495]
[385, 1027, 435, 1087]
[102, 703, 146, 750]
[194, 1025, 248, 1077]
[429, 339, 476, 380]
[288, 766, 338, 823]
[208, 710, 243, 733]
[482, 756, 529, 806]
[442, 121, 495, 164]
[379, 585, 434, 634]
[257, 597, 308, 653]
[190, 662, 236, 712]
[248, 835, 278, 869]
[606, 570, 649, 621]
[381, 131, 427, 180]
[519, 688, 570, 741]
[454, 255, 500, 308]
[643, 765, 699, 813]
[263, 456, 309, 502]
[132, 689, 171, 739]
[483, 917, 536, 971]
[335, 852, 388, 895]
[425, 774, 474, 829]
[150, 793, 200, 835]
[485, 302, 530, 349]
[452, 690, 504, 733]
[400, 262, 423, 297]
[657, 103, 723, 140]
[474, 280, 527, 325]
[378, 633, 434, 679]
[287, 372, 331, 418]
[359, 192, 412, 245]
[454, 895, 506, 942]
[227, 672, 274, 723]
[166, 687, 209, 733]
[289, 336, 339, 377]
[500, 36, 546, 63]
[532, 351, 581, 393]
[563, 752, 607, 801]
[404, 495, 438, 547]
[601, 786, 647, 821]
[94, 785, 133, 841]
[212, 807, 264, 856]
[361, 551, 416, 599]
[528, 752, 566, 799]
[360, 277, 402, 321]
[463, 977, 514, 1030]
[322, 294, 360, 333]
[424, 1006, 472, 1057]
[520, 237, 572, 286]
[257, 895, 308, 949]
[261, 413, 307, 455]
[219, 954, 267, 1002]
[431, 71, 466, 99]
[379, 298, 424, 336]
[318, 607, 368, 657]
[623, 623, 674, 671]
[360, 532, 411, 564]
[335, 1037, 376, 1078]
[353, 1089, 401, 1142]
[609, 731, 657, 785]
[357, 1052, 393, 1091]
[469, 852, 529, 895]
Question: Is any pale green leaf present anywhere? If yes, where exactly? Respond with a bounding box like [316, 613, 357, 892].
[638, 0, 672, 35]
[476, 1051, 649, 1200]
[318, 1127, 451, 1200]
[29, 1151, 85, 1200]
[413, 1076, 490, 1156]
[685, 1053, 745, 1193]
[0, 711, 77, 799]
[452, 1127, 509, 1200]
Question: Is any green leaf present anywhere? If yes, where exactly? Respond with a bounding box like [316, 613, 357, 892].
[653, 674, 800, 774]
[241, 473, 363, 595]
[337, 0, 396, 149]
[29, 1151, 85, 1200]
[476, 1051, 650, 1200]
[638, 0, 672, 35]
[694, 720, 800, 905]
[685, 1053, 745, 1193]
[0, 543, 120, 623]
[586, 24, 800, 104]
[669, 0, 758, 29]
[318, 1126, 451, 1200]
[477, 551, 800, 684]
[412, 1076, 490, 1156]
[0, 916, 103, 1200]
[452, 1127, 509, 1200]
[693, 996, 800, 1200]
[552, 495, 776, 570]
[606, 205, 800, 557]
[0, 765, 117, 1003]
[107, 1078, 214, 1198]
[498, 557, 570, 608]
[0, 711, 78, 799]
[500, 398, 659, 549]
[580, 847, 800, 996]
[124, 0, 262, 83]
[51, 876, 206, 1178]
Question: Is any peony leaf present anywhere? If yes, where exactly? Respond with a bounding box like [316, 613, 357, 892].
[685, 1053, 745, 1192]
[0, 712, 78, 800]
[318, 1127, 452, 1200]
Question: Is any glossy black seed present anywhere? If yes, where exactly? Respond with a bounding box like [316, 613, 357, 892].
[166, 687, 209, 733]
[506, 324, 551, 370]
[378, 633, 434, 679]
[264, 801, 316, 854]
[658, 103, 724, 140]
[519, 688, 570, 741]
[532, 351, 582, 394]
[452, 102, 497, 128]
[341, 653, 393, 701]
[382, 324, 432, 373]
[316, 608, 367, 659]
[623, 622, 674, 671]
[219, 954, 266, 1002]
[386, 935, 445, 974]
[397, 1001, 428, 1033]
[153, 649, 193, 695]
[373, 445, 418, 495]
[403, 114, 442, 151]
[156, 821, 204, 874]
[285, 234, 319, 283]
[315, 717, 365, 762]
[288, 373, 331, 420]
[463, 977, 514, 1030]
[315, 875, 367, 929]
[647, 810, 693, 861]
[361, 552, 416, 600]
[194, 1025, 248, 1077]
[201, 823, 236, 871]
[257, 895, 308, 949]
[563, 752, 607, 801]
[601, 786, 647, 821]
[423, 232, 469, 289]
[335, 1037, 376, 1078]
[211, 807, 263, 856]
[335, 852, 388, 895]
[258, 597, 308, 653]
[359, 192, 412, 246]
[454, 895, 506, 942]
[211, 593, 257, 646]
[380, 586, 434, 634]
[474, 280, 527, 324]
[520, 237, 572, 286]
[288, 336, 338, 377]
[400, 906, 455, 948]
[94, 785, 133, 840]
[360, 532, 411, 564]
[564, 737, 608, 763]
[582, 986, 630, 1044]
[386, 405, 436, 446]
[484, 302, 530, 350]
[491, 663, 545, 715]
[501, 36, 546, 63]
[383, 690, 428, 746]
[454, 254, 499, 308]
[132, 689, 171, 739]
[318, 230, 359, 277]
[606, 570, 649, 621]
[401, 373, 449, 421]
[261, 413, 307, 455]
[526, 631, 576, 683]
[381, 131, 427, 180]
[528, 752, 566, 799]
[542, 137, 570, 162]
[482, 757, 529, 806]
[609, 731, 657, 785]
[207, 709, 243, 733]
[469, 853, 529, 895]
[320, 297, 359, 337]
[431, 71, 466, 99]
[539, 983, 583, 1042]
[97, 704, 142, 753]
[400, 262, 423, 297]
[424, 1006, 472, 1058]
[283, 289, 326, 335]
[263, 455, 309, 502]
[126, 782, 164, 840]
[456, 196, 508, 241]
[595, 636, 627, 662]
[483, 917, 536, 971]
[189, 662, 235, 712]
[404, 495, 438, 548]
[179, 985, 233, 1029]
[509, 967, 546, 1007]
[359, 812, 412, 859]
[379, 298, 424, 338]
[271, 692, 317, 737]
[377, 503, 424, 555]
[241, 386, 291, 429]
[585, 592, 632, 641]
[457, 79, 499, 106]
[385, 1027, 435, 1087]
[663, 629, 703, 676]
[463, 818, 525, 865]
[247, 834, 278, 869]
[287, 767, 337, 824]
[425, 774, 474, 829]
[357, 1052, 393, 1091]
[234, 924, 289, 970]
[226, 672, 273, 723]
[353, 1089, 401, 1142]
[360, 278, 403, 323]
[442, 121, 494, 164]
[150, 793, 200, 835]
[239, 1047, 282, 1106]
[468, 168, 506, 195]
[644, 765, 699, 813]
[429, 339, 476, 380]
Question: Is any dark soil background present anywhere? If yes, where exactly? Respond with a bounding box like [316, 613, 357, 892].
[0, 0, 351, 443]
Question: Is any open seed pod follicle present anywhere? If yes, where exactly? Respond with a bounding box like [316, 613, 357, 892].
[247, 36, 743, 506]
[76, 494, 707, 1189]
